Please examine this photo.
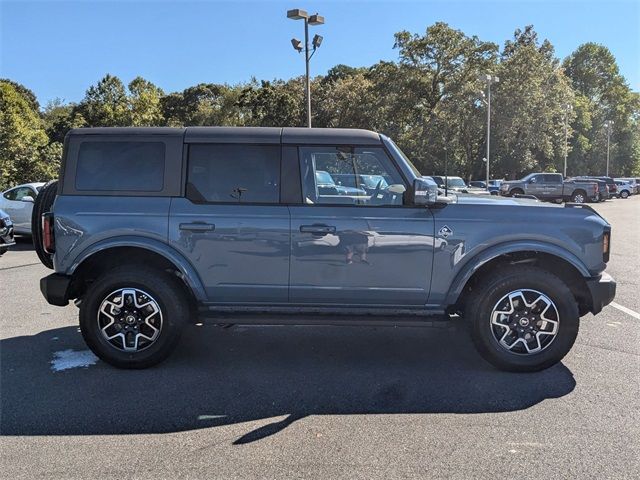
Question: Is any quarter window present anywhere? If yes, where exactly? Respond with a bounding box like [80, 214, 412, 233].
[299, 147, 405, 206]
[76, 141, 165, 191]
[187, 144, 280, 203]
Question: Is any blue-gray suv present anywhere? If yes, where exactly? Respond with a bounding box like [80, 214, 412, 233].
[35, 127, 616, 371]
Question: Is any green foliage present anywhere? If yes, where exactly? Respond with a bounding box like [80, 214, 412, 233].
[0, 81, 51, 189]
[1, 23, 638, 190]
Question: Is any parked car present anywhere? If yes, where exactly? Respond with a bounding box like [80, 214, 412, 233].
[575, 176, 617, 198]
[615, 178, 638, 195]
[469, 180, 503, 195]
[469, 181, 486, 189]
[35, 127, 615, 373]
[567, 178, 609, 202]
[0, 182, 46, 234]
[614, 180, 634, 199]
[500, 173, 599, 203]
[0, 209, 15, 256]
[430, 176, 483, 194]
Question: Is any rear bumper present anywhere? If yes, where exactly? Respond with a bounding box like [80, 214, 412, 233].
[586, 272, 616, 314]
[40, 273, 72, 306]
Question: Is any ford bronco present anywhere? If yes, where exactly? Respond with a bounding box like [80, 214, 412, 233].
[35, 127, 616, 371]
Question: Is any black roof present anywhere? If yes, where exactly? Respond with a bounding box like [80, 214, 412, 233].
[68, 127, 381, 145]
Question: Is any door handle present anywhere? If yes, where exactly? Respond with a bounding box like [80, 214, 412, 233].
[179, 222, 215, 232]
[300, 224, 336, 235]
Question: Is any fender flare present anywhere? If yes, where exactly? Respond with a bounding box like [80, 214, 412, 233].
[68, 236, 207, 302]
[444, 240, 591, 306]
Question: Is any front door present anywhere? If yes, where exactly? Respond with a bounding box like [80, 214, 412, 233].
[169, 143, 290, 304]
[289, 146, 435, 306]
[2, 186, 36, 233]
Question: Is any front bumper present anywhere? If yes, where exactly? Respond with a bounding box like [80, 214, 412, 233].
[586, 272, 616, 314]
[40, 273, 72, 306]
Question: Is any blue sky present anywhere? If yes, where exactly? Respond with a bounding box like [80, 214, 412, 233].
[1, 0, 638, 106]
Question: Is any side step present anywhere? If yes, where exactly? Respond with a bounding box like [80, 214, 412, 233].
[197, 305, 449, 327]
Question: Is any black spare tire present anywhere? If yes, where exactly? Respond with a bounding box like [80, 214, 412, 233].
[31, 180, 58, 269]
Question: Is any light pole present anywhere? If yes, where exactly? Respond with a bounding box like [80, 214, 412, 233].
[479, 74, 499, 190]
[287, 8, 324, 128]
[563, 103, 573, 177]
[604, 120, 614, 176]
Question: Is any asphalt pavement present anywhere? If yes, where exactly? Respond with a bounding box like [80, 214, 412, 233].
[1, 196, 638, 479]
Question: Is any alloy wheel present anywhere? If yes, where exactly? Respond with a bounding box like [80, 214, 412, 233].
[490, 289, 559, 355]
[97, 288, 163, 352]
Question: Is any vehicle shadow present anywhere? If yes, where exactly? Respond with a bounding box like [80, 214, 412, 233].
[11, 235, 35, 251]
[0, 321, 575, 443]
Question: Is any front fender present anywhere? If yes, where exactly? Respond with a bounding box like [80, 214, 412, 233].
[68, 236, 207, 302]
[444, 240, 591, 306]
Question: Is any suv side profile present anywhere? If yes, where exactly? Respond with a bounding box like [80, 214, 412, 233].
[36, 127, 616, 372]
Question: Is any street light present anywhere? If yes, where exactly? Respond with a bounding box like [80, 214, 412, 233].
[604, 120, 614, 176]
[479, 74, 499, 190]
[563, 103, 573, 177]
[287, 8, 324, 128]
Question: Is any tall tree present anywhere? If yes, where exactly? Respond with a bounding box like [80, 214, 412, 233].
[127, 77, 165, 126]
[78, 74, 129, 127]
[0, 81, 55, 188]
[564, 43, 639, 175]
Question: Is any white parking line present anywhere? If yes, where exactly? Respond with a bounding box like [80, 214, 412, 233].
[610, 302, 640, 320]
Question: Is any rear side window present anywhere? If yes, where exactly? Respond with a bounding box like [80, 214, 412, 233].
[187, 144, 280, 203]
[76, 142, 165, 191]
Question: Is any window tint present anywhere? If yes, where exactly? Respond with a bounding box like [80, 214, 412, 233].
[299, 146, 405, 206]
[76, 142, 165, 191]
[187, 144, 280, 203]
[543, 174, 562, 183]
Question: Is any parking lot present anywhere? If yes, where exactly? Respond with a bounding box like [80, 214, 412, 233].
[1, 197, 638, 479]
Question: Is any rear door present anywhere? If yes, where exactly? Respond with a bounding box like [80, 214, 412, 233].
[543, 174, 564, 198]
[169, 142, 290, 304]
[289, 145, 435, 306]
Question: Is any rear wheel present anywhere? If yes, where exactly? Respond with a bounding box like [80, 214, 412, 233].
[31, 180, 58, 269]
[570, 190, 587, 203]
[0, 246, 7, 256]
[79, 265, 190, 369]
[466, 265, 579, 372]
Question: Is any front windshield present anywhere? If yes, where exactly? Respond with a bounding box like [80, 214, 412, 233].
[384, 136, 421, 177]
[447, 177, 467, 187]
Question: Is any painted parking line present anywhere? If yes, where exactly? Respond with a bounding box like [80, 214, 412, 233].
[610, 302, 640, 320]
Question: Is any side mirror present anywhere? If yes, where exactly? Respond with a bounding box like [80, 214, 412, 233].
[529, 178, 537, 184]
[412, 178, 438, 206]
[22, 196, 35, 203]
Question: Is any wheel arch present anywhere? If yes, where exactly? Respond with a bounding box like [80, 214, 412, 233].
[446, 243, 593, 316]
[68, 237, 207, 303]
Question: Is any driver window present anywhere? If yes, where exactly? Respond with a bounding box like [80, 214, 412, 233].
[299, 146, 405, 206]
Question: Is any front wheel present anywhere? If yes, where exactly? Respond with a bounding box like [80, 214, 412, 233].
[0, 246, 7, 256]
[620, 190, 629, 199]
[466, 266, 579, 372]
[79, 266, 190, 369]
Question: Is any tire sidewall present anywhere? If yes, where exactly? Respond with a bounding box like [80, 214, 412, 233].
[80, 269, 187, 368]
[471, 268, 579, 372]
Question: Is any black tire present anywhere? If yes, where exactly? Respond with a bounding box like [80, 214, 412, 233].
[466, 265, 579, 372]
[31, 180, 58, 269]
[620, 190, 629, 199]
[0, 247, 7, 256]
[570, 190, 587, 203]
[510, 188, 524, 197]
[79, 265, 190, 369]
